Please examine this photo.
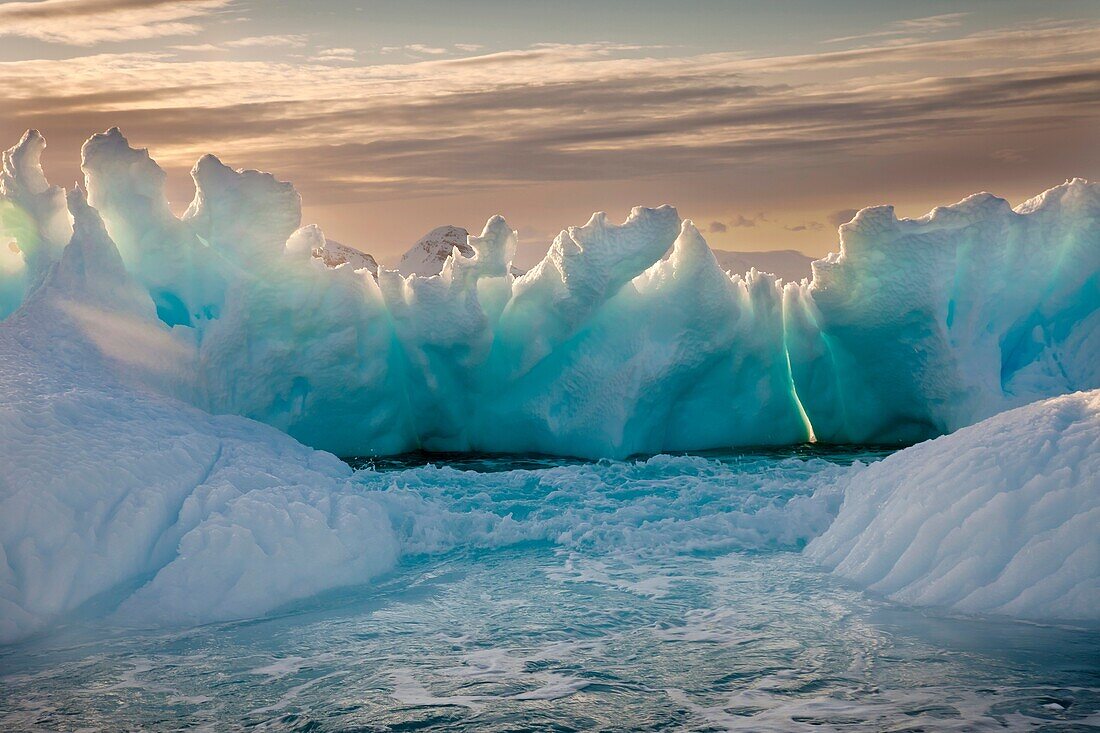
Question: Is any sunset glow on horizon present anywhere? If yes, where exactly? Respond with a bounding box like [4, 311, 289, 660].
[3, 0, 1098, 263]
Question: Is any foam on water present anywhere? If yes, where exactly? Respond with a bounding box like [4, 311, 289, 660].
[1, 450, 1097, 732]
[356, 448, 865, 557]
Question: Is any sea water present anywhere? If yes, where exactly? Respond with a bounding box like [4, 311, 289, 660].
[1, 448, 1097, 731]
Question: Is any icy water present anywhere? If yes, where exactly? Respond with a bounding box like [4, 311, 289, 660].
[2, 447, 1098, 732]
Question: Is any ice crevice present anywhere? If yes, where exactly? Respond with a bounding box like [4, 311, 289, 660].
[0, 129, 1097, 641]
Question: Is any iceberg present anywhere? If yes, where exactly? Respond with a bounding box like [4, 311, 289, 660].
[1, 129, 1095, 458]
[807, 389, 1099, 621]
[0, 130, 71, 318]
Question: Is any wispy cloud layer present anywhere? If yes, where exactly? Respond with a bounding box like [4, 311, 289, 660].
[1, 19, 1097, 254]
[824, 12, 970, 45]
[0, 0, 234, 45]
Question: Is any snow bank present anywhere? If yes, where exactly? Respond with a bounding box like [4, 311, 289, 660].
[2, 129, 1095, 458]
[807, 390, 1100, 621]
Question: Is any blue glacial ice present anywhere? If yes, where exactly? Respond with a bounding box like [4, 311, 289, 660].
[0, 128, 1098, 643]
[3, 128, 1098, 458]
[2, 128, 1097, 457]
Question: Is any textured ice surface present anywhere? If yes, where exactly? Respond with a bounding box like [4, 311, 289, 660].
[1, 129, 1096, 457]
[807, 390, 1100, 620]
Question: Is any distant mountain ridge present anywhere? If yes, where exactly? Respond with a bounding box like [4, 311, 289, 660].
[390, 225, 814, 282]
[396, 225, 472, 276]
[312, 238, 378, 274]
[709, 249, 813, 282]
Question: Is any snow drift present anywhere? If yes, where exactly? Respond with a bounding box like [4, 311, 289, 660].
[2, 129, 1096, 458]
[807, 390, 1100, 621]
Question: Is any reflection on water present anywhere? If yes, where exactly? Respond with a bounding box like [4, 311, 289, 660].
[2, 449, 1097, 731]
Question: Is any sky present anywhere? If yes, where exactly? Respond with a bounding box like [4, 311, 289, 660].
[1, 0, 1098, 264]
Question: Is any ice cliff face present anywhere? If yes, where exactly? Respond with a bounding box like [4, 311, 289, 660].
[787, 185, 1100, 443]
[0, 129, 1097, 459]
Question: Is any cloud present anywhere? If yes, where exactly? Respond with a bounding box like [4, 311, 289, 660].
[172, 43, 222, 53]
[454, 43, 483, 52]
[827, 208, 859, 227]
[430, 41, 658, 68]
[381, 43, 447, 55]
[224, 34, 308, 49]
[784, 222, 824, 233]
[991, 148, 1028, 163]
[825, 12, 969, 45]
[174, 34, 309, 53]
[729, 214, 764, 228]
[315, 47, 357, 62]
[708, 221, 728, 233]
[0, 0, 234, 45]
[0, 23, 1096, 247]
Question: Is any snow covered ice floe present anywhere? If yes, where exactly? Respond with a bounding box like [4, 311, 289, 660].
[0, 187, 402, 643]
[807, 389, 1100, 621]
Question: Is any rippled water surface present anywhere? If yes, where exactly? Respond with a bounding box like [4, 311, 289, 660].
[2, 448, 1098, 731]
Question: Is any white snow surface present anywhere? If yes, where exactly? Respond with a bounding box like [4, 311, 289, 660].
[807, 390, 1100, 621]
